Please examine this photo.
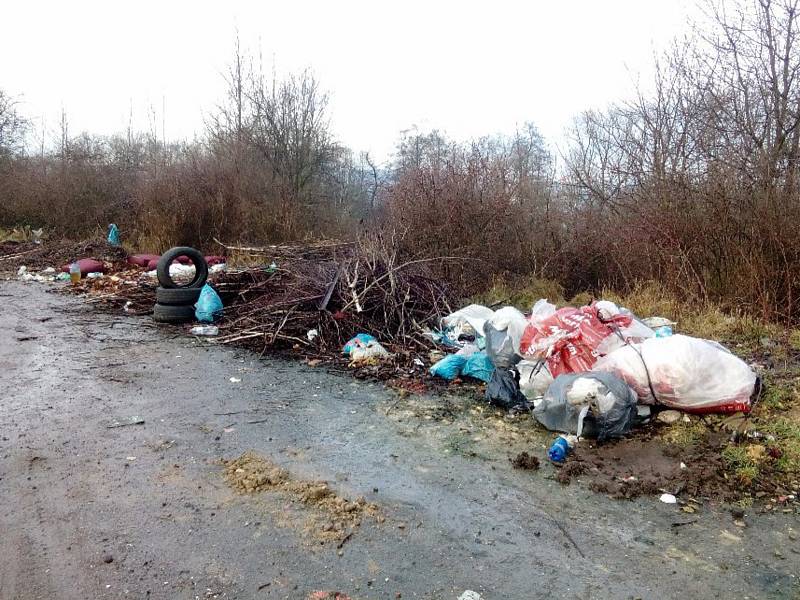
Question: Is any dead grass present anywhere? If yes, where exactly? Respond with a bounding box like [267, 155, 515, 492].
[471, 276, 564, 310]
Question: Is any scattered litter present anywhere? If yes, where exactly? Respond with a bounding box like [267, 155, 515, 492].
[191, 325, 219, 336]
[548, 434, 577, 462]
[343, 333, 377, 355]
[660, 493, 678, 504]
[229, 377, 242, 383]
[146, 263, 196, 279]
[307, 328, 319, 342]
[349, 339, 391, 364]
[107, 416, 145, 428]
[655, 325, 673, 338]
[125, 456, 136, 461]
[656, 410, 683, 425]
[642, 316, 677, 328]
[62, 258, 106, 277]
[458, 591, 483, 600]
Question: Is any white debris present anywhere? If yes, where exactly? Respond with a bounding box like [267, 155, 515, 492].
[191, 325, 219, 336]
[659, 493, 677, 504]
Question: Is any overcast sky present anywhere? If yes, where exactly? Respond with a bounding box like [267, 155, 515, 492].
[2, 0, 694, 162]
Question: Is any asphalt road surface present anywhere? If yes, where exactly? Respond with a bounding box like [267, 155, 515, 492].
[1, 281, 798, 599]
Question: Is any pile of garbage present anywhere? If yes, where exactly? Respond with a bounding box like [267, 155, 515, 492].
[2, 232, 761, 453]
[426, 298, 761, 451]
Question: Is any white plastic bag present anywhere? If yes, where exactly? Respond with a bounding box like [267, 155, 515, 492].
[350, 340, 391, 362]
[488, 306, 528, 354]
[441, 304, 495, 339]
[484, 306, 528, 367]
[530, 298, 557, 323]
[592, 334, 757, 413]
[518, 360, 553, 399]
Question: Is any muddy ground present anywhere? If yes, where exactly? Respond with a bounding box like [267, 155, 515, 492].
[1, 281, 799, 599]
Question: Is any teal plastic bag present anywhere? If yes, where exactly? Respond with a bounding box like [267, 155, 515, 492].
[195, 284, 223, 323]
[462, 351, 495, 383]
[107, 223, 120, 246]
[429, 354, 468, 380]
[343, 333, 377, 356]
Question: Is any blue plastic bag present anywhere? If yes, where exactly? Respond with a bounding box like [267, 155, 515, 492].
[429, 354, 468, 380]
[107, 223, 120, 246]
[343, 333, 377, 356]
[195, 283, 223, 323]
[461, 351, 495, 383]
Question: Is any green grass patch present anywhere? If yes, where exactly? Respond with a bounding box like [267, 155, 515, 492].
[722, 445, 761, 486]
[663, 420, 708, 447]
[758, 417, 800, 475]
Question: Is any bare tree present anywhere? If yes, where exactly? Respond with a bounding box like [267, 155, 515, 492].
[0, 90, 28, 158]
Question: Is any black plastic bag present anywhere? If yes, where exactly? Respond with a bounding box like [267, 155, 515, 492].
[485, 367, 529, 410]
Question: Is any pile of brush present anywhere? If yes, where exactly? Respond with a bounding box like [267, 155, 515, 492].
[213, 236, 457, 358]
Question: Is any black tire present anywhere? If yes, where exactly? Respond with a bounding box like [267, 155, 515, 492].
[156, 286, 201, 306]
[156, 246, 208, 289]
[153, 302, 195, 324]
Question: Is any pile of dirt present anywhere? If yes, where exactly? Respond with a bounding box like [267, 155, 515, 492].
[224, 451, 380, 543]
[554, 432, 741, 500]
[510, 451, 540, 470]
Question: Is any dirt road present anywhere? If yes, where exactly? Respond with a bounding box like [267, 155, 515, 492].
[1, 281, 798, 599]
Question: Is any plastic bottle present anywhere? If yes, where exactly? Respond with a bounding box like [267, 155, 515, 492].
[548, 434, 578, 462]
[69, 262, 81, 284]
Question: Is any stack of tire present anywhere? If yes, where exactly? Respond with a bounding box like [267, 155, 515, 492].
[153, 246, 208, 324]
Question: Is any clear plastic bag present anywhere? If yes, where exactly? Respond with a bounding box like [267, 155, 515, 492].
[533, 372, 638, 441]
[592, 334, 758, 413]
